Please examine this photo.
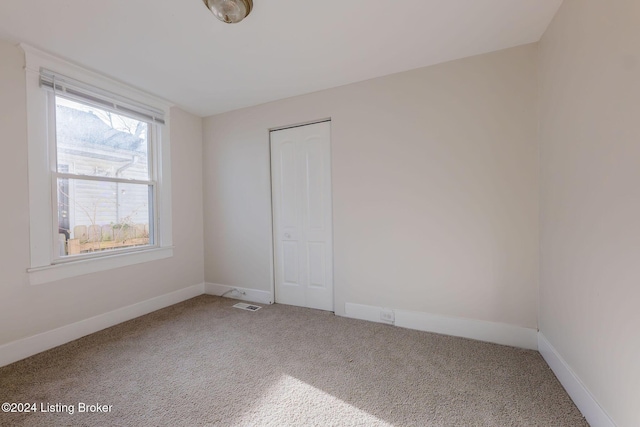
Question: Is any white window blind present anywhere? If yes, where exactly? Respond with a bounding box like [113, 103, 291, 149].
[39, 69, 166, 125]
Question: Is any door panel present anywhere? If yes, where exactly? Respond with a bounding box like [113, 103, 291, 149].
[307, 242, 325, 288]
[282, 241, 299, 284]
[305, 137, 324, 230]
[279, 141, 297, 228]
[271, 121, 333, 311]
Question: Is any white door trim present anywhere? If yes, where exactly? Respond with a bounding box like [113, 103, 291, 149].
[269, 120, 334, 311]
[269, 118, 331, 133]
[268, 118, 333, 309]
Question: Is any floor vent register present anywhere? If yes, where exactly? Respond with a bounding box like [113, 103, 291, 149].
[233, 303, 262, 311]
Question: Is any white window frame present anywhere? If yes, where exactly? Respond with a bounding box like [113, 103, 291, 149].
[47, 91, 159, 263]
[23, 45, 173, 285]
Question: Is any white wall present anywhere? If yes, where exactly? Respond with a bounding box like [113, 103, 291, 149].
[539, 1, 640, 426]
[0, 40, 205, 346]
[203, 44, 540, 327]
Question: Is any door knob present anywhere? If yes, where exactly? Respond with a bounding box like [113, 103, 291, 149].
[284, 233, 291, 238]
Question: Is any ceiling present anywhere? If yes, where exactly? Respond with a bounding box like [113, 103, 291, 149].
[0, 0, 562, 117]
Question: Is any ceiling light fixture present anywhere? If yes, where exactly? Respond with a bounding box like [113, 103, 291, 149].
[202, 0, 253, 24]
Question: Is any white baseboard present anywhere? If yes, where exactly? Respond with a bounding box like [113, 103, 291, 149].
[344, 303, 394, 324]
[205, 283, 273, 305]
[538, 333, 616, 427]
[0, 283, 205, 368]
[344, 302, 538, 350]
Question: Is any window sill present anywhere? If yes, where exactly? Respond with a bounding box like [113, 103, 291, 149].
[27, 246, 174, 286]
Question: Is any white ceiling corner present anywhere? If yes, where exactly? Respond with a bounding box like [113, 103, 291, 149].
[0, 0, 563, 117]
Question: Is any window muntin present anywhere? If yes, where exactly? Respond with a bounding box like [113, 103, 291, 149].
[52, 95, 156, 259]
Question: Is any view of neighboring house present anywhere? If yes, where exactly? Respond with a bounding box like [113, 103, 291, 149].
[56, 98, 151, 256]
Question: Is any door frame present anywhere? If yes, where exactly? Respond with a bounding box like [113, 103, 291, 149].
[268, 118, 334, 309]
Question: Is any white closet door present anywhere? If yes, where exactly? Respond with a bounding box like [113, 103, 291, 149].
[271, 121, 333, 311]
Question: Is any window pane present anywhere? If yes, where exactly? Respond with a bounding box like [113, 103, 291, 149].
[57, 178, 153, 257]
[56, 96, 149, 181]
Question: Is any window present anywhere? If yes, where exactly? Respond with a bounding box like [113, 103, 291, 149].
[24, 45, 173, 285]
[53, 90, 157, 258]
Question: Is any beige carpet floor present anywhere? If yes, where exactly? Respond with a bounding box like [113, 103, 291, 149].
[0, 295, 587, 426]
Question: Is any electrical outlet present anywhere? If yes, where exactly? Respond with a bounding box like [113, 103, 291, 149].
[380, 309, 395, 324]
